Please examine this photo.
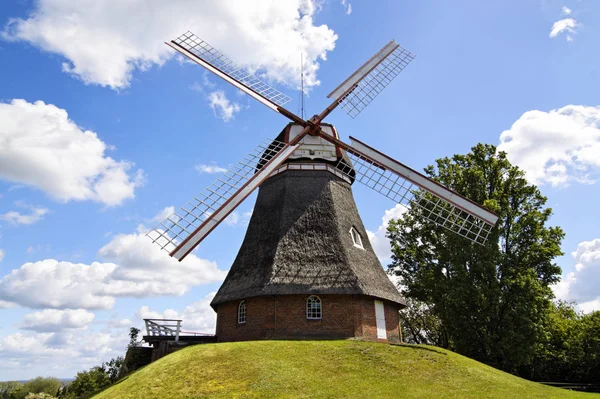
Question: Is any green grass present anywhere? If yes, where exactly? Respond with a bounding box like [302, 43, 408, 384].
[94, 340, 598, 399]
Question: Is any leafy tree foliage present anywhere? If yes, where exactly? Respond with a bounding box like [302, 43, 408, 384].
[4, 378, 61, 399]
[399, 297, 448, 348]
[524, 301, 600, 383]
[59, 357, 123, 399]
[388, 144, 564, 373]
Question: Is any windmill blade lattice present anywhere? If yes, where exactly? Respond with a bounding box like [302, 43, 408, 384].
[332, 140, 497, 245]
[172, 31, 291, 107]
[333, 44, 415, 119]
[147, 138, 291, 259]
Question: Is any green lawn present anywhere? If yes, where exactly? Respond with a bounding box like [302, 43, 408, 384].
[94, 340, 598, 399]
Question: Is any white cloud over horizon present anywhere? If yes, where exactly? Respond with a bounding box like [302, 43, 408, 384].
[0, 99, 144, 206]
[2, 0, 337, 91]
[0, 213, 226, 310]
[367, 204, 408, 264]
[498, 105, 600, 187]
[553, 238, 600, 313]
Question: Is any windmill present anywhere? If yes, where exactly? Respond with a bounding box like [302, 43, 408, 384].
[148, 31, 499, 343]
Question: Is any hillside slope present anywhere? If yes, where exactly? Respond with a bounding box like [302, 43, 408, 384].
[95, 340, 598, 399]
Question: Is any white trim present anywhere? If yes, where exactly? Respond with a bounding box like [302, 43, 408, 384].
[350, 226, 364, 249]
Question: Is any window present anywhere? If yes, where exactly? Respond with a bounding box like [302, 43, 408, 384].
[237, 300, 247, 324]
[350, 226, 364, 249]
[306, 296, 322, 320]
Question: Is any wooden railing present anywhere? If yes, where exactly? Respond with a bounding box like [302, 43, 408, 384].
[144, 319, 182, 342]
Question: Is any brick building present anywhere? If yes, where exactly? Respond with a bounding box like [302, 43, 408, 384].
[210, 124, 406, 343]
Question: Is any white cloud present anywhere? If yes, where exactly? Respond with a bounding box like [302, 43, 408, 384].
[152, 206, 175, 223]
[0, 330, 127, 380]
[562, 6, 572, 15]
[22, 309, 95, 332]
[1, 206, 48, 226]
[2, 0, 337, 91]
[195, 162, 228, 174]
[0, 99, 144, 206]
[0, 225, 226, 310]
[223, 211, 252, 226]
[498, 105, 600, 187]
[549, 18, 578, 40]
[341, 0, 352, 15]
[0, 260, 118, 310]
[552, 238, 600, 313]
[366, 204, 408, 263]
[97, 226, 227, 296]
[0, 249, 4, 263]
[136, 292, 217, 334]
[0, 300, 15, 309]
[207, 91, 241, 122]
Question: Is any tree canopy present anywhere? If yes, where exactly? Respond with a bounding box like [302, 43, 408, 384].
[388, 143, 564, 372]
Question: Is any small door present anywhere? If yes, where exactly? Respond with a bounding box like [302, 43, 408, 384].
[374, 300, 387, 339]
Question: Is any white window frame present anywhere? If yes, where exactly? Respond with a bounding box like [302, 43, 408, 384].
[306, 295, 322, 320]
[237, 300, 247, 324]
[350, 226, 364, 249]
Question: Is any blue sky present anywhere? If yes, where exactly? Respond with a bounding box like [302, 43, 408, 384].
[0, 0, 599, 380]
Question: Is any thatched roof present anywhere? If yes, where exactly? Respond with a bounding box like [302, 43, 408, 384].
[211, 169, 405, 308]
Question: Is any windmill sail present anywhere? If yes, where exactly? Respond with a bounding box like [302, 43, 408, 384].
[167, 31, 304, 124]
[148, 138, 301, 261]
[321, 134, 498, 245]
[327, 40, 415, 119]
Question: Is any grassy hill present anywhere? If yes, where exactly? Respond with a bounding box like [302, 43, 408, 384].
[94, 340, 598, 399]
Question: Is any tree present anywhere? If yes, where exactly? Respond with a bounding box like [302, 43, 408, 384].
[388, 144, 564, 373]
[399, 297, 448, 347]
[10, 378, 61, 399]
[128, 327, 141, 348]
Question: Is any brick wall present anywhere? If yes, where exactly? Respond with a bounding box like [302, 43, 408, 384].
[215, 294, 401, 343]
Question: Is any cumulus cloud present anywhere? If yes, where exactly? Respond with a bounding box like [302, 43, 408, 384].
[0, 225, 226, 310]
[366, 204, 408, 263]
[195, 162, 228, 174]
[498, 105, 600, 187]
[553, 238, 600, 313]
[562, 6, 572, 15]
[0, 249, 4, 263]
[1, 205, 49, 225]
[0, 330, 127, 380]
[207, 91, 241, 122]
[0, 99, 144, 206]
[152, 206, 175, 223]
[2, 0, 337, 90]
[550, 18, 578, 41]
[136, 292, 217, 333]
[22, 309, 95, 332]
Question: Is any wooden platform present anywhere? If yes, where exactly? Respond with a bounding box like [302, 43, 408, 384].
[143, 335, 217, 346]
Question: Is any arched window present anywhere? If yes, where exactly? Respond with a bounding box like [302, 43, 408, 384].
[237, 300, 247, 324]
[350, 226, 364, 249]
[306, 296, 322, 320]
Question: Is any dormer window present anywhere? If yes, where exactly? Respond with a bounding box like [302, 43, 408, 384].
[350, 226, 364, 249]
[238, 300, 247, 324]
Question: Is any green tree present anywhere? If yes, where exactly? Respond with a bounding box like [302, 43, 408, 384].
[388, 144, 564, 373]
[66, 367, 111, 399]
[11, 378, 61, 399]
[128, 327, 141, 348]
[399, 297, 448, 347]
